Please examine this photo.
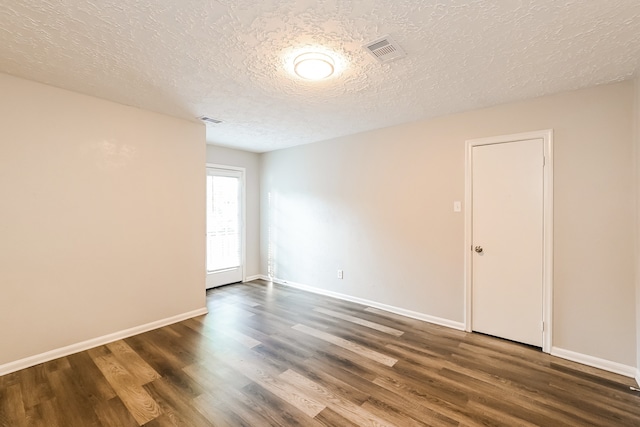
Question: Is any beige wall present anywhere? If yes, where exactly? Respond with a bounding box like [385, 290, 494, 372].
[0, 73, 206, 367]
[206, 145, 261, 278]
[261, 81, 636, 367]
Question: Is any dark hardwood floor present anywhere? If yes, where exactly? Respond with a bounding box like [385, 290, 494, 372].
[2, 279, 640, 426]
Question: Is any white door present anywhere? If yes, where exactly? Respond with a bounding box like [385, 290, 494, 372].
[471, 138, 544, 347]
[206, 166, 245, 289]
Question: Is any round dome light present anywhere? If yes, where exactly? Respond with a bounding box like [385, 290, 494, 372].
[293, 52, 335, 80]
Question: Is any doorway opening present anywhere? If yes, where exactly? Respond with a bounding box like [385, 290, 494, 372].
[206, 165, 246, 289]
[464, 130, 553, 353]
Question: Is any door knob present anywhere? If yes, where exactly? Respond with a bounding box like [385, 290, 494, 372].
[474, 246, 483, 253]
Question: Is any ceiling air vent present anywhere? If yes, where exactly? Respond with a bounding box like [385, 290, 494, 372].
[198, 116, 223, 125]
[363, 35, 406, 63]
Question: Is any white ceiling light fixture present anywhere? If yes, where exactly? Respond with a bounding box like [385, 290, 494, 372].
[293, 52, 335, 80]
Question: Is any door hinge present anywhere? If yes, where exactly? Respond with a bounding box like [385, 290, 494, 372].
[543, 156, 546, 167]
[541, 321, 545, 332]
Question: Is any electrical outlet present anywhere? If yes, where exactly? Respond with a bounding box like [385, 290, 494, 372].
[337, 269, 344, 279]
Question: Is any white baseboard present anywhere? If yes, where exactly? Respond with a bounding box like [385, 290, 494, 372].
[244, 276, 640, 381]
[270, 277, 465, 331]
[0, 307, 208, 377]
[244, 275, 263, 282]
[551, 347, 637, 378]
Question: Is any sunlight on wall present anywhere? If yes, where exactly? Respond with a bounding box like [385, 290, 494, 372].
[267, 191, 278, 279]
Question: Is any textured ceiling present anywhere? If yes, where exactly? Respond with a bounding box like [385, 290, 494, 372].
[1, 1, 640, 152]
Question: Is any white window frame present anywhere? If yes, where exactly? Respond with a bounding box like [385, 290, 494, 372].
[206, 163, 246, 287]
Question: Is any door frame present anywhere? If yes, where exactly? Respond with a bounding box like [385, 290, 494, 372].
[205, 163, 246, 287]
[464, 130, 553, 353]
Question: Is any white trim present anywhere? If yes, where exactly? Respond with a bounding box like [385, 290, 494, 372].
[206, 163, 246, 170]
[634, 77, 640, 390]
[551, 347, 637, 378]
[271, 277, 465, 331]
[244, 275, 262, 282]
[0, 307, 208, 376]
[205, 163, 247, 286]
[464, 130, 554, 353]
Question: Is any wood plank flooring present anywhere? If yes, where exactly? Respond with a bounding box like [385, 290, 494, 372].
[2, 279, 640, 426]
